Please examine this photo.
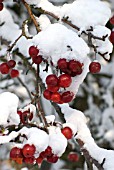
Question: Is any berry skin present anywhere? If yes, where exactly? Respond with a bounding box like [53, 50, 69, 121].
[51, 92, 61, 103]
[43, 89, 52, 100]
[7, 60, 16, 68]
[61, 91, 74, 103]
[40, 146, 53, 158]
[110, 31, 114, 44]
[47, 154, 58, 163]
[61, 127, 73, 139]
[59, 74, 72, 88]
[89, 61, 101, 74]
[29, 46, 39, 57]
[0, 63, 10, 74]
[36, 156, 43, 164]
[0, 0, 4, 2]
[46, 74, 58, 86]
[110, 16, 114, 25]
[0, 3, 3, 11]
[68, 60, 83, 75]
[10, 69, 19, 78]
[32, 55, 43, 64]
[22, 144, 36, 158]
[68, 152, 79, 162]
[10, 147, 23, 159]
[47, 85, 59, 93]
[17, 110, 23, 116]
[57, 58, 68, 71]
[24, 156, 35, 164]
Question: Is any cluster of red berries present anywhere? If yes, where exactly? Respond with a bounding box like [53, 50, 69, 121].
[89, 60, 101, 74]
[0, 60, 19, 78]
[29, 46, 43, 65]
[10, 144, 58, 165]
[43, 74, 74, 103]
[17, 109, 33, 124]
[0, 0, 4, 11]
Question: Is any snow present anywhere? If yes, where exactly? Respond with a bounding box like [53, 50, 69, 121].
[0, 92, 20, 126]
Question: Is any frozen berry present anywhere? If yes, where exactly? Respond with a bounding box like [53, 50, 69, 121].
[0, 3, 3, 11]
[10, 69, 19, 78]
[110, 31, 114, 44]
[47, 85, 59, 93]
[61, 91, 74, 103]
[110, 16, 114, 25]
[46, 74, 58, 86]
[43, 89, 52, 100]
[24, 156, 35, 164]
[68, 60, 83, 75]
[32, 55, 43, 64]
[7, 60, 16, 68]
[36, 156, 43, 164]
[29, 46, 39, 57]
[59, 74, 72, 88]
[10, 147, 23, 159]
[51, 92, 61, 103]
[47, 154, 58, 163]
[89, 61, 101, 74]
[22, 144, 36, 158]
[61, 127, 73, 139]
[68, 152, 79, 162]
[57, 58, 68, 70]
[0, 63, 10, 74]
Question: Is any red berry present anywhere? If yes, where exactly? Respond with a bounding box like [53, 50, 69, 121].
[32, 55, 43, 64]
[59, 74, 72, 88]
[17, 110, 23, 116]
[10, 147, 23, 159]
[68, 60, 83, 75]
[68, 152, 79, 162]
[7, 60, 16, 68]
[0, 3, 3, 11]
[0, 0, 4, 2]
[57, 58, 68, 70]
[36, 156, 43, 164]
[22, 144, 36, 158]
[29, 46, 39, 57]
[44, 146, 53, 157]
[61, 91, 74, 103]
[46, 74, 58, 86]
[10, 69, 19, 78]
[110, 16, 114, 25]
[89, 61, 101, 74]
[0, 63, 10, 74]
[43, 89, 52, 100]
[61, 127, 73, 139]
[20, 110, 31, 124]
[24, 156, 35, 164]
[47, 85, 59, 93]
[47, 154, 58, 163]
[110, 31, 114, 44]
[51, 92, 61, 103]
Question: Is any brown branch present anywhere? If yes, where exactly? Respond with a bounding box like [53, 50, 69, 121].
[22, 0, 41, 32]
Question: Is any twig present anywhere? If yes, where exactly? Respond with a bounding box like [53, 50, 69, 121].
[17, 77, 32, 100]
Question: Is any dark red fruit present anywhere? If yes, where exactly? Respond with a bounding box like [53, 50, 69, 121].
[44, 146, 52, 157]
[32, 55, 43, 64]
[20, 110, 32, 124]
[0, 63, 10, 74]
[0, 3, 3, 11]
[36, 156, 43, 164]
[29, 46, 39, 57]
[10, 69, 19, 78]
[22, 144, 36, 158]
[0, 0, 4, 2]
[47, 154, 58, 163]
[17, 110, 23, 116]
[61, 127, 73, 139]
[10, 147, 23, 159]
[24, 156, 35, 164]
[68, 60, 83, 75]
[57, 58, 68, 70]
[89, 61, 101, 74]
[51, 92, 61, 103]
[43, 89, 52, 100]
[68, 152, 79, 162]
[110, 16, 114, 25]
[7, 60, 16, 68]
[46, 74, 58, 86]
[110, 31, 114, 44]
[61, 91, 74, 103]
[47, 85, 59, 93]
[59, 74, 72, 88]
